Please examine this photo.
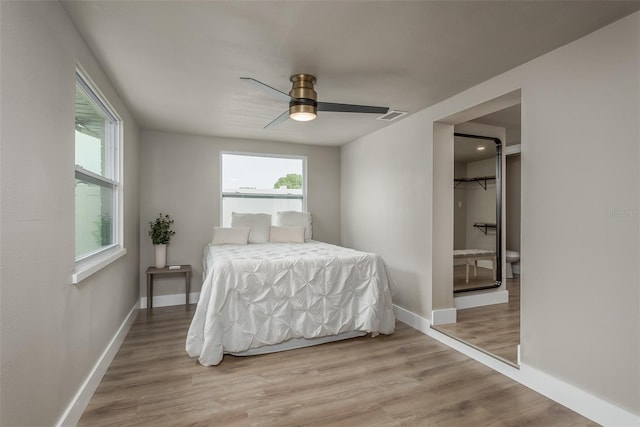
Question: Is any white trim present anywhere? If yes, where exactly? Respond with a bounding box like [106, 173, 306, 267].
[75, 65, 122, 123]
[56, 303, 138, 427]
[505, 144, 522, 155]
[397, 306, 640, 427]
[393, 304, 431, 331]
[74, 66, 124, 274]
[140, 291, 201, 309]
[454, 289, 508, 309]
[516, 364, 640, 427]
[431, 308, 457, 325]
[427, 323, 519, 372]
[74, 165, 119, 187]
[72, 247, 126, 284]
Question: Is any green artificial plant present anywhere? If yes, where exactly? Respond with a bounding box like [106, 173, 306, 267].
[148, 213, 175, 245]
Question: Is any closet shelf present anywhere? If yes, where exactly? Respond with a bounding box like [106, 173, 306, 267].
[473, 223, 496, 235]
[454, 176, 496, 190]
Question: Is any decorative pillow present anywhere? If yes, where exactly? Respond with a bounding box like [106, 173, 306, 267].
[275, 211, 312, 241]
[230, 212, 271, 243]
[211, 227, 250, 245]
[269, 226, 305, 243]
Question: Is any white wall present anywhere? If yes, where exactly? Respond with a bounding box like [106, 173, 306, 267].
[0, 2, 140, 426]
[341, 115, 434, 315]
[461, 158, 497, 252]
[506, 154, 521, 253]
[453, 161, 467, 250]
[341, 12, 639, 416]
[139, 130, 340, 299]
[517, 13, 639, 414]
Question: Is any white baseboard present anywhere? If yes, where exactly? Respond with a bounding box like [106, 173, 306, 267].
[56, 302, 138, 427]
[393, 304, 431, 331]
[140, 292, 200, 309]
[516, 364, 640, 426]
[431, 308, 457, 325]
[454, 289, 508, 309]
[397, 306, 640, 427]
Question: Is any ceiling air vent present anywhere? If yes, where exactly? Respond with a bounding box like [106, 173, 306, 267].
[377, 110, 407, 121]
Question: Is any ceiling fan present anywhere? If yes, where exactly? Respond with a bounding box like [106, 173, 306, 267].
[240, 74, 390, 128]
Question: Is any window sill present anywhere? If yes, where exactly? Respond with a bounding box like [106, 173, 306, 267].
[73, 247, 127, 284]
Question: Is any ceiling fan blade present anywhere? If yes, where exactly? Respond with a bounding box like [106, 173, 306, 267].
[240, 77, 291, 102]
[316, 102, 389, 114]
[264, 110, 290, 128]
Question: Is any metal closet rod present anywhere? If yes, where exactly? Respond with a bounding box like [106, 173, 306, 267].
[454, 132, 502, 144]
[454, 176, 496, 190]
[453, 132, 503, 293]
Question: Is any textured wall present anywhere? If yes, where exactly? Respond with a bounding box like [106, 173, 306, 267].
[1, 2, 140, 426]
[138, 130, 341, 299]
[341, 12, 639, 415]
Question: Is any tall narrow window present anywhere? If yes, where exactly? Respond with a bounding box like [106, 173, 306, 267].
[75, 70, 121, 261]
[221, 153, 305, 226]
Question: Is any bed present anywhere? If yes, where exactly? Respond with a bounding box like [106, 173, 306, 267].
[186, 240, 396, 366]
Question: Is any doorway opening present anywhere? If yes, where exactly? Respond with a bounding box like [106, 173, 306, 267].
[431, 92, 522, 367]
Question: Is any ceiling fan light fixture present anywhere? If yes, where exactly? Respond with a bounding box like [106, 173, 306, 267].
[289, 74, 317, 100]
[289, 103, 317, 121]
[241, 74, 389, 127]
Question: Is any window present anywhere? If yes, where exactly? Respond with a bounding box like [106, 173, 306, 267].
[221, 153, 306, 226]
[74, 69, 122, 274]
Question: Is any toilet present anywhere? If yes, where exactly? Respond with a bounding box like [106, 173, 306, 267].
[505, 250, 520, 279]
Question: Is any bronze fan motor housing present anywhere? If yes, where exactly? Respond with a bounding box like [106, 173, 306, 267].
[289, 74, 318, 118]
[240, 73, 389, 127]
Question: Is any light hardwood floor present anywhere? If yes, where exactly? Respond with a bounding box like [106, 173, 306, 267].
[436, 277, 520, 365]
[79, 303, 596, 426]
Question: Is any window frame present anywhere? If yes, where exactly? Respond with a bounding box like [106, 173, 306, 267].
[220, 151, 307, 226]
[73, 67, 126, 284]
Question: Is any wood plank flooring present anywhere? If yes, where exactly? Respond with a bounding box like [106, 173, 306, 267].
[79, 303, 595, 426]
[435, 277, 520, 365]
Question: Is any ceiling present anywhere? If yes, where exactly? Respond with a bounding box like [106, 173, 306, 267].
[61, 1, 640, 147]
[456, 103, 522, 163]
[454, 135, 497, 164]
[472, 104, 522, 146]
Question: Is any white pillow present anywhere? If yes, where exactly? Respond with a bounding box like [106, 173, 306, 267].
[269, 226, 305, 243]
[212, 227, 250, 245]
[231, 212, 271, 243]
[275, 211, 312, 241]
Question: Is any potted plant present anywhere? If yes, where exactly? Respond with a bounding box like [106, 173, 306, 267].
[149, 213, 175, 268]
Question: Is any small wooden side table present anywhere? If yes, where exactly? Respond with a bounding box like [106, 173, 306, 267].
[145, 265, 192, 311]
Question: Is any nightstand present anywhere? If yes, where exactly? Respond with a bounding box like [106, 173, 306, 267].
[145, 265, 192, 311]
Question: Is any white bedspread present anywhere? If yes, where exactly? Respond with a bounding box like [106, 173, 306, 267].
[186, 241, 395, 366]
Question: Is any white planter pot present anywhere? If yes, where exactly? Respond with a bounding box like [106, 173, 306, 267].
[154, 244, 167, 268]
